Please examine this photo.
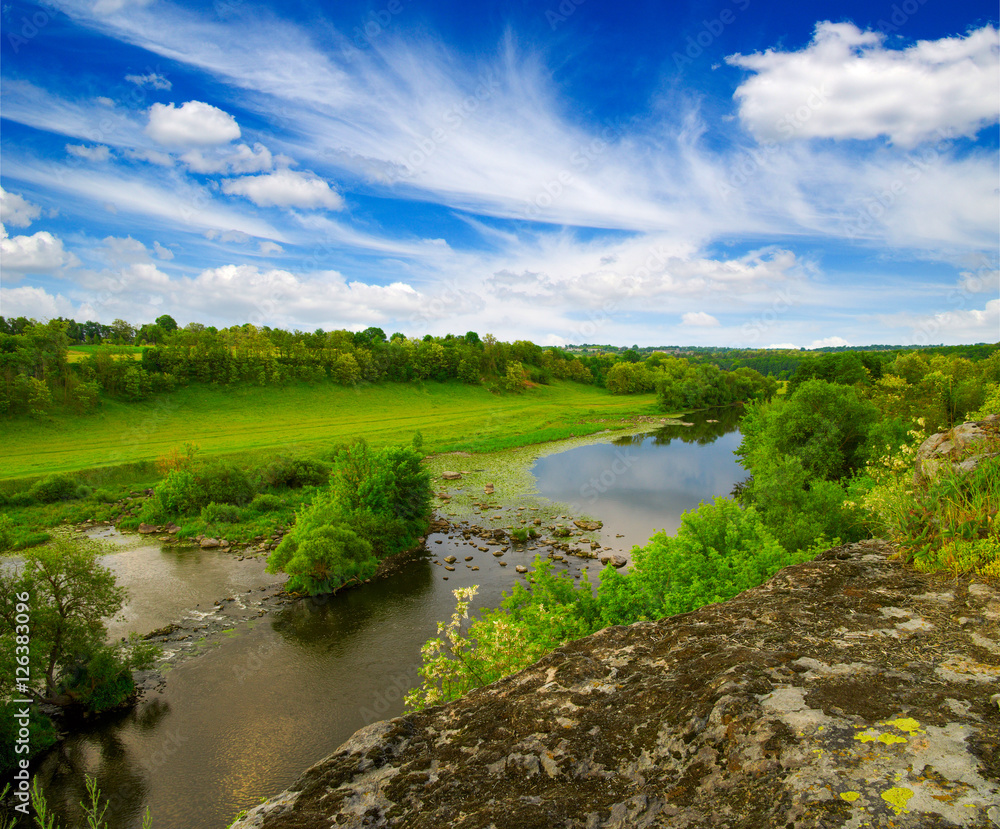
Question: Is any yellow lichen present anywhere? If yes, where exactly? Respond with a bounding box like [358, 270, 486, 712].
[840, 791, 861, 802]
[854, 731, 878, 743]
[881, 787, 914, 815]
[888, 717, 922, 734]
[877, 733, 908, 745]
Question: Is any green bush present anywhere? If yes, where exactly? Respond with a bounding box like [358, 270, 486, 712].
[6, 491, 36, 507]
[201, 502, 242, 524]
[91, 487, 118, 504]
[0, 514, 13, 553]
[196, 462, 256, 506]
[511, 527, 529, 543]
[155, 468, 202, 515]
[267, 442, 432, 595]
[249, 492, 285, 512]
[258, 456, 331, 489]
[29, 473, 80, 503]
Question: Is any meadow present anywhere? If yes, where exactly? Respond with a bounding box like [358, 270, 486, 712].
[1, 380, 659, 485]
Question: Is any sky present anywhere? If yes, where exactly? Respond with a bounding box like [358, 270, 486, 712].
[0, 0, 998, 348]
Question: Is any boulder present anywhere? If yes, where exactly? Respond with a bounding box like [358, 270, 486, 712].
[231, 541, 1000, 829]
[199, 537, 221, 549]
[442, 471, 462, 480]
[599, 553, 628, 568]
[574, 519, 603, 531]
[913, 414, 999, 486]
[137, 523, 158, 534]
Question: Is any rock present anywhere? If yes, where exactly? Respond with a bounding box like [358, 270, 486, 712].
[914, 414, 999, 486]
[200, 537, 221, 549]
[599, 553, 628, 568]
[515, 565, 528, 573]
[230, 541, 1000, 829]
[442, 471, 462, 480]
[444, 556, 457, 564]
[492, 550, 504, 557]
[573, 519, 603, 531]
[484, 482, 495, 494]
[137, 523, 158, 534]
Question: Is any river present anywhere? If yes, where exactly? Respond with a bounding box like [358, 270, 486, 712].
[25, 408, 745, 828]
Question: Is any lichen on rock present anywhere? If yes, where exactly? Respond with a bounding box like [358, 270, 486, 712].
[232, 540, 1000, 829]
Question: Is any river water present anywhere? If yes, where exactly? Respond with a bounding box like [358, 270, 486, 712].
[26, 409, 744, 828]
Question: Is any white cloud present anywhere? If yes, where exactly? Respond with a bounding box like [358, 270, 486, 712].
[882, 299, 1000, 345]
[204, 229, 252, 244]
[181, 142, 274, 174]
[92, 0, 153, 15]
[809, 336, 851, 348]
[1, 225, 79, 274]
[727, 23, 1000, 147]
[0, 286, 78, 319]
[124, 148, 174, 166]
[681, 311, 720, 327]
[67, 144, 111, 161]
[0, 188, 42, 228]
[146, 101, 241, 147]
[258, 241, 284, 255]
[102, 235, 151, 265]
[222, 169, 343, 209]
[125, 71, 172, 90]
[153, 241, 174, 260]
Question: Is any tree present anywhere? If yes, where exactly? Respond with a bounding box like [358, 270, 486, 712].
[109, 319, 136, 345]
[155, 314, 178, 332]
[267, 442, 432, 595]
[0, 539, 156, 705]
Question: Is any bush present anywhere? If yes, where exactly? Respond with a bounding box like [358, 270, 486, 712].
[6, 491, 37, 507]
[155, 468, 202, 515]
[201, 502, 242, 524]
[91, 488, 118, 504]
[511, 527, 529, 543]
[196, 462, 256, 506]
[258, 456, 331, 489]
[29, 473, 80, 503]
[0, 514, 13, 553]
[249, 493, 285, 512]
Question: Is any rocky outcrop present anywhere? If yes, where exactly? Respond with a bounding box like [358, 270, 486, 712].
[232, 540, 999, 829]
[914, 414, 999, 486]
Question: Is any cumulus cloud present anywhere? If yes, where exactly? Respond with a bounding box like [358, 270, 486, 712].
[0, 285, 78, 318]
[222, 169, 343, 209]
[809, 336, 851, 348]
[181, 142, 274, 174]
[125, 71, 172, 90]
[727, 23, 1000, 146]
[681, 311, 720, 327]
[146, 101, 241, 147]
[67, 144, 111, 161]
[0, 188, 42, 228]
[102, 235, 151, 265]
[1, 225, 79, 274]
[883, 299, 1000, 345]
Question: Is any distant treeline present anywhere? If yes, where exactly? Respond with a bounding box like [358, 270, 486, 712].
[1, 316, 599, 418]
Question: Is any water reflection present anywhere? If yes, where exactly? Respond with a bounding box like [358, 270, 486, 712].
[532, 406, 745, 552]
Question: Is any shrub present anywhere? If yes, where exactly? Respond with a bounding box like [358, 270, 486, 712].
[7, 491, 37, 507]
[91, 488, 118, 504]
[511, 527, 529, 543]
[29, 473, 80, 503]
[249, 493, 285, 512]
[196, 462, 256, 506]
[258, 456, 331, 489]
[0, 514, 13, 553]
[155, 468, 202, 515]
[201, 502, 242, 524]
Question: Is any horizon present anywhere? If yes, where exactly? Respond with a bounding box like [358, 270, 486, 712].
[1, 0, 998, 348]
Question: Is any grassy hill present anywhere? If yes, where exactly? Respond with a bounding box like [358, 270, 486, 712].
[1, 380, 659, 482]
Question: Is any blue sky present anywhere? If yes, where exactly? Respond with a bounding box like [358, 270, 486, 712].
[1, 0, 997, 347]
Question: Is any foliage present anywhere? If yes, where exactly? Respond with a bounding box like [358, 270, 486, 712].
[29, 474, 80, 504]
[257, 456, 331, 489]
[201, 502, 242, 524]
[23, 775, 153, 829]
[267, 442, 432, 595]
[0, 539, 157, 772]
[249, 492, 285, 512]
[408, 498, 811, 709]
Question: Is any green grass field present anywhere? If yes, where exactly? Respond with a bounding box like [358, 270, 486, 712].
[1, 380, 659, 483]
[65, 344, 144, 363]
